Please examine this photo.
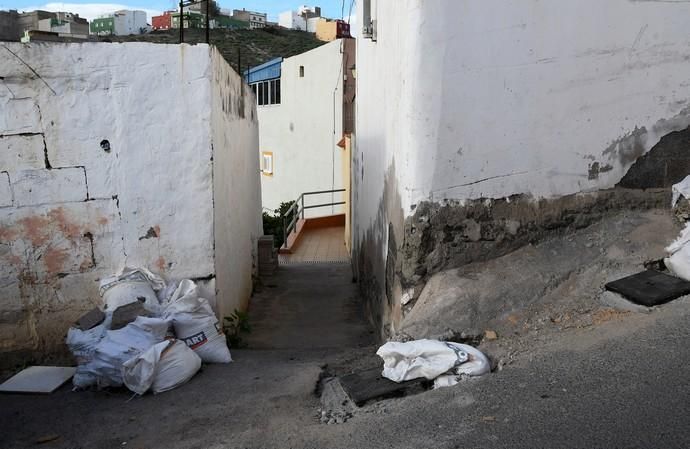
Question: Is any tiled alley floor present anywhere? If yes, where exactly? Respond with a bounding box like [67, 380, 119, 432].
[279, 225, 349, 264]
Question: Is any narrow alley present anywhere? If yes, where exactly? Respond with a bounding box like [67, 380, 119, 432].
[3, 1, 690, 448]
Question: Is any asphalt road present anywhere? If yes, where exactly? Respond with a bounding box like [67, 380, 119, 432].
[1, 270, 688, 449]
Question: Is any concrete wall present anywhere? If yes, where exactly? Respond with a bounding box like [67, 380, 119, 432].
[279, 11, 306, 31]
[353, 0, 690, 335]
[114, 10, 147, 36]
[211, 47, 263, 319]
[257, 39, 351, 216]
[0, 42, 261, 358]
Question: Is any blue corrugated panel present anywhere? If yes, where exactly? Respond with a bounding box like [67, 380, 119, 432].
[244, 57, 283, 83]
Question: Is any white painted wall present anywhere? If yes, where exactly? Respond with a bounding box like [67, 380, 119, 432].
[114, 10, 147, 35]
[353, 0, 690, 326]
[307, 17, 320, 33]
[257, 39, 347, 216]
[279, 11, 306, 31]
[356, 0, 690, 220]
[0, 42, 261, 355]
[211, 47, 263, 319]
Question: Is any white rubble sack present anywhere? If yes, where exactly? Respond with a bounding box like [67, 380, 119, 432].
[164, 280, 232, 363]
[100, 267, 166, 314]
[66, 314, 112, 388]
[376, 339, 490, 383]
[665, 223, 690, 281]
[71, 316, 169, 389]
[671, 175, 690, 207]
[122, 339, 201, 395]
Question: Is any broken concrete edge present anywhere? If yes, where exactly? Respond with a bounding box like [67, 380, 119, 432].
[382, 188, 670, 331]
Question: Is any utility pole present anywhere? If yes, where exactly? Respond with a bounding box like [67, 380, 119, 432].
[179, 0, 184, 43]
[205, 0, 210, 44]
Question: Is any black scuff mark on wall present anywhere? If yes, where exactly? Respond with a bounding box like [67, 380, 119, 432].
[138, 227, 159, 241]
[602, 126, 648, 166]
[588, 161, 613, 180]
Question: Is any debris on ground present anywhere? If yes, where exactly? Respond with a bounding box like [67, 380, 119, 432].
[484, 330, 498, 341]
[123, 339, 201, 395]
[337, 367, 429, 407]
[0, 366, 76, 394]
[64, 267, 231, 395]
[163, 280, 232, 363]
[75, 308, 106, 331]
[665, 222, 690, 281]
[671, 175, 690, 207]
[111, 301, 153, 330]
[376, 339, 490, 391]
[318, 377, 355, 424]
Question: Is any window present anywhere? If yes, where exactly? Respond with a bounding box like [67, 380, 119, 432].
[250, 79, 281, 106]
[261, 152, 274, 176]
[299, 66, 305, 77]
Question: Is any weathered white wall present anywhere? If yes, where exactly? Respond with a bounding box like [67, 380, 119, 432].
[353, 0, 690, 331]
[0, 42, 261, 355]
[257, 39, 347, 216]
[279, 11, 306, 31]
[211, 47, 263, 319]
[114, 10, 147, 36]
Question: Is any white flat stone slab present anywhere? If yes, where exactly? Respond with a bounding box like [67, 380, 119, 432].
[0, 366, 76, 394]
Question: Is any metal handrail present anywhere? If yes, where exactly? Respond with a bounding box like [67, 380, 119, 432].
[282, 189, 346, 248]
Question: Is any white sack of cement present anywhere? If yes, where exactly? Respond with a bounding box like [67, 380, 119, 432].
[71, 316, 169, 389]
[376, 339, 490, 383]
[100, 267, 166, 314]
[122, 339, 201, 395]
[665, 223, 690, 281]
[672, 175, 690, 207]
[163, 280, 232, 364]
[67, 314, 111, 388]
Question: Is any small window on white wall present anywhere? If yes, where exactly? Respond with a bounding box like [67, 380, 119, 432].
[261, 152, 274, 176]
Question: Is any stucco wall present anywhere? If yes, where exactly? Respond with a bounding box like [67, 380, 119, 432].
[0, 42, 260, 357]
[353, 0, 690, 335]
[211, 47, 263, 319]
[257, 39, 348, 217]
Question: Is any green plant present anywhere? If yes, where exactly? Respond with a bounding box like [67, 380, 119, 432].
[262, 201, 295, 248]
[223, 309, 251, 349]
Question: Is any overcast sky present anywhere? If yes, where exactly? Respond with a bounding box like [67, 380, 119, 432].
[0, 0, 356, 22]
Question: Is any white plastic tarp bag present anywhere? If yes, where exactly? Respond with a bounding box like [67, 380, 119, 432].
[665, 223, 690, 281]
[672, 175, 690, 207]
[122, 339, 201, 395]
[377, 339, 490, 383]
[72, 316, 169, 388]
[99, 267, 166, 314]
[67, 313, 112, 388]
[164, 280, 232, 364]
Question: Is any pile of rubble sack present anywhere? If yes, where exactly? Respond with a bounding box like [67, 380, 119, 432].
[66, 267, 232, 395]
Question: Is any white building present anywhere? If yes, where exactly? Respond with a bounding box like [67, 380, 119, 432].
[279, 5, 321, 31]
[353, 0, 690, 334]
[231, 9, 266, 29]
[278, 10, 306, 30]
[114, 10, 147, 35]
[245, 39, 356, 218]
[0, 42, 262, 355]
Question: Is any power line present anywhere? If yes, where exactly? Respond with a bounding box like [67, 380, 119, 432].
[347, 0, 356, 24]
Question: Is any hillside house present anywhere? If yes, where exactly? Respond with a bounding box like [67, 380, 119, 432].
[244, 39, 355, 224]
